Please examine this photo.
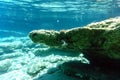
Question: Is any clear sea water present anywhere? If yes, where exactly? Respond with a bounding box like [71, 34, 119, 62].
[0, 0, 120, 37]
[0, 0, 120, 80]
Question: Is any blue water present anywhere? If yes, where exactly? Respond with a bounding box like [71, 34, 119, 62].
[0, 1, 120, 80]
[0, 0, 120, 37]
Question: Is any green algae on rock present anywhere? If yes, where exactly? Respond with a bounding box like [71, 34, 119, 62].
[29, 17, 120, 69]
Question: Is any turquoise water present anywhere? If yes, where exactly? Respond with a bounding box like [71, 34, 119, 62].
[0, 0, 120, 80]
[0, 0, 119, 36]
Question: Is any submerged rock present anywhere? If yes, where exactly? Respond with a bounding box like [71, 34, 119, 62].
[29, 17, 120, 79]
[59, 60, 120, 80]
[29, 17, 120, 66]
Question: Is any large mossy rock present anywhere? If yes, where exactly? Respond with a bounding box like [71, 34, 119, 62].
[29, 17, 120, 69]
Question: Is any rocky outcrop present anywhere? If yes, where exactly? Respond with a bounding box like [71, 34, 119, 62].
[29, 17, 120, 69]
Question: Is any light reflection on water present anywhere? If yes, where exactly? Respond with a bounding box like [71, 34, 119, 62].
[0, 0, 119, 35]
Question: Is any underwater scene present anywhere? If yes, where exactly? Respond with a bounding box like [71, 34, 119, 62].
[0, 0, 120, 80]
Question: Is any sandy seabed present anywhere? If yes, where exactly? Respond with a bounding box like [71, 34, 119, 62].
[0, 36, 85, 80]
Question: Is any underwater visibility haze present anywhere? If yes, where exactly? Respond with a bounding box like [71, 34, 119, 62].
[0, 0, 120, 36]
[0, 0, 120, 80]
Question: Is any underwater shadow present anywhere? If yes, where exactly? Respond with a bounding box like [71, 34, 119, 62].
[33, 48, 81, 57]
[33, 60, 120, 80]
